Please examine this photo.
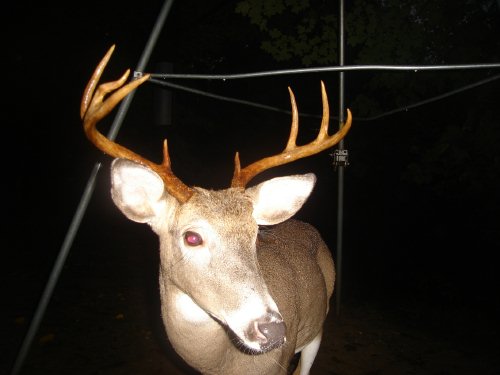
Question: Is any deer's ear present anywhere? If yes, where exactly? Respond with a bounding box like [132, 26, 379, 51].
[246, 173, 316, 225]
[110, 159, 168, 223]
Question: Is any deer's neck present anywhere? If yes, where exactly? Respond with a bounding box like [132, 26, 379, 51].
[158, 268, 229, 371]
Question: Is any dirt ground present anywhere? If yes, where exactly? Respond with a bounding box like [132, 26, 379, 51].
[5, 220, 500, 375]
[7, 295, 500, 375]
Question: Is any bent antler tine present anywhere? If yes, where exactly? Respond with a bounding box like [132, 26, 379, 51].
[230, 82, 352, 188]
[80, 45, 116, 119]
[81, 45, 194, 203]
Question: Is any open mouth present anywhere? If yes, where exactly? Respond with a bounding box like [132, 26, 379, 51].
[220, 313, 287, 354]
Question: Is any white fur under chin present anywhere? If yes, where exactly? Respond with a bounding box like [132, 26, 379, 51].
[174, 292, 211, 323]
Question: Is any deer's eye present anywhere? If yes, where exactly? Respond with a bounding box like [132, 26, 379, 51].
[184, 231, 203, 247]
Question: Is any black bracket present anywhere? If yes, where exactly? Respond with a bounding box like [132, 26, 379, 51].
[331, 149, 349, 170]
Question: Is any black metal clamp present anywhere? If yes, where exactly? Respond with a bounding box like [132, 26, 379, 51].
[331, 149, 349, 170]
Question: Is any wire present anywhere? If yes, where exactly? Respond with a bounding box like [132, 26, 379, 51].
[149, 73, 500, 123]
[355, 73, 500, 121]
[145, 62, 500, 80]
[149, 78, 296, 116]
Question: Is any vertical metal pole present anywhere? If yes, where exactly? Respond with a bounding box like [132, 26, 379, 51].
[335, 0, 346, 316]
[9, 2, 175, 374]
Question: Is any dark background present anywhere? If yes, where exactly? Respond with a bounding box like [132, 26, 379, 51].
[3, 1, 500, 374]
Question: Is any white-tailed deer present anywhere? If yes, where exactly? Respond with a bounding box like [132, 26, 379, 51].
[80, 45, 352, 375]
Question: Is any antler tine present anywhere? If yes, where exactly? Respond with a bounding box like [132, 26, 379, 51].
[81, 45, 194, 203]
[81, 45, 116, 119]
[231, 81, 352, 188]
[284, 87, 299, 151]
[317, 81, 330, 141]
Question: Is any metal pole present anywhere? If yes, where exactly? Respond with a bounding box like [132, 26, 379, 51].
[108, 0, 175, 141]
[335, 0, 346, 316]
[9, 164, 101, 375]
[9, 1, 175, 374]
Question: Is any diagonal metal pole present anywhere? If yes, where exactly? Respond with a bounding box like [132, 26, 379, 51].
[9, 1, 175, 374]
[335, 0, 346, 316]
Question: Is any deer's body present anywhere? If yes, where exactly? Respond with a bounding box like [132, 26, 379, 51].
[81, 46, 351, 375]
[160, 218, 334, 375]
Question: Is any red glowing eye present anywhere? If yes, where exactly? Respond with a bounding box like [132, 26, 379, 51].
[184, 231, 203, 247]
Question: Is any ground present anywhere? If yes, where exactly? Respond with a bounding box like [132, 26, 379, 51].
[7, 292, 499, 375]
[5, 209, 500, 375]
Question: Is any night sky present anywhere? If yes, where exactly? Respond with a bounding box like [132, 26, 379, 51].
[4, 1, 500, 374]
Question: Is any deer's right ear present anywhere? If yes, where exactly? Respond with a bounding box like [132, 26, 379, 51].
[110, 159, 169, 224]
[246, 173, 316, 225]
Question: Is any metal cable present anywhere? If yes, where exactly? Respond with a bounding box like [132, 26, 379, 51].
[146, 62, 500, 80]
[150, 73, 500, 123]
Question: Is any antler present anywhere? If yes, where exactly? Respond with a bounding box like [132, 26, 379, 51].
[81, 45, 194, 203]
[231, 81, 352, 188]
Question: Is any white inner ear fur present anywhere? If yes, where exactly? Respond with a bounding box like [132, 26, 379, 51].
[246, 173, 316, 225]
[110, 159, 168, 224]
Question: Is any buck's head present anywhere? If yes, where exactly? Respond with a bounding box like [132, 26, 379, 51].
[80, 45, 351, 353]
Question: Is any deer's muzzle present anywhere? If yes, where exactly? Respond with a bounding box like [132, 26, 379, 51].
[246, 311, 286, 353]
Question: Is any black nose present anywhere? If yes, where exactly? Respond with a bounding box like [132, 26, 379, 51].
[249, 311, 286, 352]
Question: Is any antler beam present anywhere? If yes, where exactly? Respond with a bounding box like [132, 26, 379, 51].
[231, 81, 352, 188]
[81, 45, 194, 203]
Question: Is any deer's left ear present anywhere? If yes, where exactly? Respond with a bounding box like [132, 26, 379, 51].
[246, 173, 316, 225]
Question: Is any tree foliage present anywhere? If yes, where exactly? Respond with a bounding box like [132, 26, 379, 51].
[236, 0, 337, 65]
[235, 0, 499, 66]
